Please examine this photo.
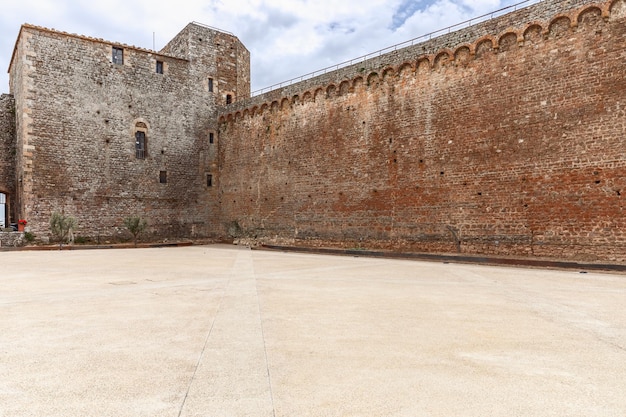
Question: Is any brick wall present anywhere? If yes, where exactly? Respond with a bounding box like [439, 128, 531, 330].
[218, 0, 626, 262]
[8, 24, 247, 241]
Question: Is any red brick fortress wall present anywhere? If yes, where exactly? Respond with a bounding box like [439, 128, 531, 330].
[218, 0, 626, 262]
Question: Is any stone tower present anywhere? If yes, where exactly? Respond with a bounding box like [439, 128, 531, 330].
[7, 22, 249, 241]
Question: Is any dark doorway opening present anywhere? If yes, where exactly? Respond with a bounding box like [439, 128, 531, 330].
[0, 192, 7, 229]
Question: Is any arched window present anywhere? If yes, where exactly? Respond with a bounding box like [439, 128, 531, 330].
[135, 122, 148, 159]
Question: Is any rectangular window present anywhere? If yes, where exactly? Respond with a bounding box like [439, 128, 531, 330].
[135, 131, 146, 159]
[209, 132, 214, 144]
[112, 47, 124, 65]
[156, 61, 163, 74]
[208, 78, 214, 93]
[159, 171, 167, 184]
[207, 174, 213, 187]
[226, 94, 232, 104]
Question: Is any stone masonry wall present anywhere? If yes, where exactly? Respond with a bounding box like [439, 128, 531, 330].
[8, 24, 246, 241]
[0, 94, 16, 225]
[156, 24, 250, 239]
[0, 231, 23, 248]
[218, 0, 626, 262]
[0, 94, 16, 193]
[161, 23, 250, 106]
[8, 32, 28, 230]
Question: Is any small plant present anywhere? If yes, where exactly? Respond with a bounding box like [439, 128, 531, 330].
[49, 211, 77, 248]
[124, 216, 148, 247]
[23, 231, 35, 243]
[74, 236, 88, 244]
[226, 220, 243, 238]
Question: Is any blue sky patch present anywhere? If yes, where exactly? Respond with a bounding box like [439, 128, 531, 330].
[390, 0, 425, 31]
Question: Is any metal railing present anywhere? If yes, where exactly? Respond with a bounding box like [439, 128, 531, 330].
[190, 21, 235, 36]
[251, 0, 539, 96]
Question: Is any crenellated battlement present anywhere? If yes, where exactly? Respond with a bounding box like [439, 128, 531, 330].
[219, 0, 623, 124]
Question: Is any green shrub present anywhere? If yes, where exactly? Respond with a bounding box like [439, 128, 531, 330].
[50, 211, 77, 248]
[74, 236, 89, 244]
[123, 216, 148, 246]
[23, 231, 35, 243]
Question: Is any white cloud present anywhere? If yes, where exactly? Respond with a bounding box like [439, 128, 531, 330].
[0, 0, 536, 93]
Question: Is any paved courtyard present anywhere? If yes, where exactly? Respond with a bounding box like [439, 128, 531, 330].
[1, 245, 625, 416]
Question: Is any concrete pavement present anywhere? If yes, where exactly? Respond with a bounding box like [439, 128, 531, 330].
[1, 245, 625, 416]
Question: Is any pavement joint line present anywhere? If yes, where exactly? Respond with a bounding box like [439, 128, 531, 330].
[252, 251, 278, 417]
[176, 260, 231, 417]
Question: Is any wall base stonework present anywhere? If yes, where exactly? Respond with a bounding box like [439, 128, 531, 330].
[0, 232, 24, 248]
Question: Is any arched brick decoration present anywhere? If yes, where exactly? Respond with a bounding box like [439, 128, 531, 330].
[280, 97, 290, 109]
[523, 24, 543, 43]
[243, 109, 249, 118]
[250, 106, 258, 116]
[302, 91, 313, 103]
[338, 81, 350, 96]
[367, 72, 380, 88]
[270, 101, 279, 112]
[475, 38, 494, 58]
[313, 88, 324, 102]
[398, 62, 413, 77]
[498, 32, 519, 52]
[326, 84, 336, 97]
[234, 112, 242, 121]
[433, 51, 451, 69]
[259, 103, 268, 113]
[548, 16, 571, 38]
[382, 67, 395, 81]
[416, 58, 431, 75]
[577, 6, 604, 27]
[610, 0, 626, 19]
[292, 95, 300, 106]
[352, 76, 364, 90]
[454, 46, 471, 66]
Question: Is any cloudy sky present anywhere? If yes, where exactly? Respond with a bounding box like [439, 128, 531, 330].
[0, 0, 537, 94]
